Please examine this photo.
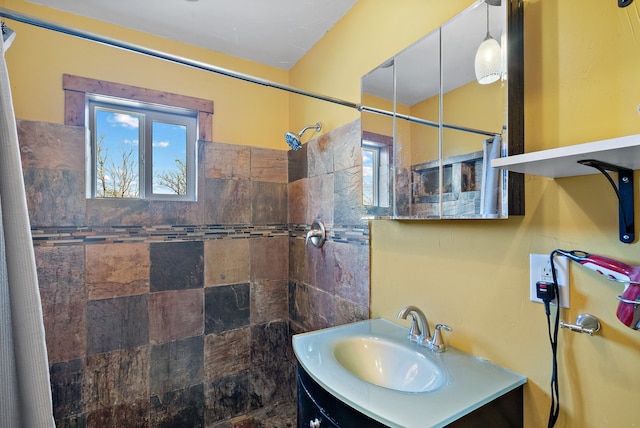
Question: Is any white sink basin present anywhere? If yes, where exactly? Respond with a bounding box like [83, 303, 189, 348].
[333, 336, 446, 393]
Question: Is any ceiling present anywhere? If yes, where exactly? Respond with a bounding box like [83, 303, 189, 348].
[25, 0, 358, 70]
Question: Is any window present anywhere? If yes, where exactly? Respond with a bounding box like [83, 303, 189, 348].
[362, 139, 390, 207]
[88, 96, 197, 201]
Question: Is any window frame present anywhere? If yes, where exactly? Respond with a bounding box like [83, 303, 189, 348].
[87, 95, 197, 201]
[63, 74, 214, 202]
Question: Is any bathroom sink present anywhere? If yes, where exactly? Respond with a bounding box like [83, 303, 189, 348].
[292, 318, 527, 428]
[333, 336, 445, 393]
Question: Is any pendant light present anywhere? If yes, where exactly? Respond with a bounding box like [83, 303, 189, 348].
[474, 1, 501, 85]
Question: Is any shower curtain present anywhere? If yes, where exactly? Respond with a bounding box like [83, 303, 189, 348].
[0, 31, 55, 427]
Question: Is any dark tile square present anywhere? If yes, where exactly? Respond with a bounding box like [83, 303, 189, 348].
[86, 295, 149, 355]
[55, 414, 87, 428]
[205, 283, 250, 334]
[50, 359, 84, 420]
[249, 362, 295, 410]
[205, 371, 250, 423]
[150, 336, 204, 395]
[150, 241, 204, 292]
[150, 384, 204, 428]
[250, 321, 290, 368]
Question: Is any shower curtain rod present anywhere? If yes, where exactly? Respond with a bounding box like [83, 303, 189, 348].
[0, 7, 500, 139]
[361, 105, 500, 137]
[0, 7, 362, 110]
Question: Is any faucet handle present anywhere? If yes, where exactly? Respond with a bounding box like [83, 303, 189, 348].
[429, 324, 453, 352]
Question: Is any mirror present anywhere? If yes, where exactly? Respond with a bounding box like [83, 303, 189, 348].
[361, 0, 523, 219]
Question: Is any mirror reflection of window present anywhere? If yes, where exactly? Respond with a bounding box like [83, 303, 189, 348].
[362, 140, 390, 208]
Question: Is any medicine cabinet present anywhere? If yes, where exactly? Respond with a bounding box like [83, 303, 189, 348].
[361, 0, 524, 219]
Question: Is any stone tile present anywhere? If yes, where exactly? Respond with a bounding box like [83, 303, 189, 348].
[84, 346, 149, 412]
[307, 134, 334, 178]
[306, 174, 334, 225]
[86, 400, 149, 428]
[150, 289, 204, 344]
[333, 241, 370, 307]
[287, 179, 307, 225]
[149, 200, 203, 226]
[18, 120, 85, 171]
[85, 242, 149, 300]
[249, 361, 295, 410]
[334, 165, 365, 225]
[287, 144, 307, 183]
[150, 384, 205, 428]
[250, 280, 288, 325]
[205, 372, 250, 424]
[394, 167, 411, 217]
[150, 241, 204, 292]
[248, 401, 296, 428]
[205, 283, 250, 334]
[332, 119, 362, 172]
[150, 336, 204, 395]
[203, 178, 251, 225]
[250, 147, 287, 183]
[250, 321, 290, 368]
[35, 245, 86, 362]
[55, 414, 86, 428]
[204, 328, 250, 380]
[24, 169, 85, 227]
[204, 239, 250, 286]
[205, 142, 250, 180]
[288, 281, 334, 331]
[50, 359, 84, 420]
[86, 294, 149, 355]
[86, 198, 151, 227]
[334, 297, 369, 327]
[288, 237, 307, 284]
[250, 237, 288, 281]
[307, 241, 336, 294]
[251, 181, 287, 225]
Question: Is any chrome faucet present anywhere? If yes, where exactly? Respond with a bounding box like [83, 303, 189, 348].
[397, 305, 430, 343]
[397, 305, 452, 352]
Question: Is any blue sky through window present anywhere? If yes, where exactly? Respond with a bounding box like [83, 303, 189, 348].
[96, 109, 187, 196]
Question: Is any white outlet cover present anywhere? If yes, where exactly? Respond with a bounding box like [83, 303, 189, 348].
[530, 253, 570, 308]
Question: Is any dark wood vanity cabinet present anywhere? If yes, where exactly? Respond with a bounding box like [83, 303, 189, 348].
[297, 364, 524, 428]
[297, 364, 386, 428]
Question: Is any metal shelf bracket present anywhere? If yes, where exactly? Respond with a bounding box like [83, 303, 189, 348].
[578, 159, 635, 243]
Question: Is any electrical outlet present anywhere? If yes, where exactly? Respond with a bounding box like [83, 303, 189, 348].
[530, 253, 570, 308]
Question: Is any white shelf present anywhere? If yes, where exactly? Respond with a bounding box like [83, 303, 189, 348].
[491, 134, 640, 178]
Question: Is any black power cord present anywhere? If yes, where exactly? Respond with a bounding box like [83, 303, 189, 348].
[535, 250, 561, 427]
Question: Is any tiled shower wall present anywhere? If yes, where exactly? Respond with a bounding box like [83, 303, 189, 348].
[287, 120, 370, 335]
[20, 119, 295, 427]
[19, 117, 370, 427]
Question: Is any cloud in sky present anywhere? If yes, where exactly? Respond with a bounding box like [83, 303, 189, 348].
[153, 141, 170, 148]
[109, 113, 139, 128]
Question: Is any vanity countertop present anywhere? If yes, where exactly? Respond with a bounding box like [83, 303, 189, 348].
[293, 318, 527, 428]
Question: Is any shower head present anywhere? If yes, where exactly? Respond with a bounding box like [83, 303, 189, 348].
[285, 122, 322, 151]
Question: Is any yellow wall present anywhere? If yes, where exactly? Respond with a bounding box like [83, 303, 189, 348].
[3, 0, 290, 149]
[4, 0, 640, 425]
[295, 0, 640, 427]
